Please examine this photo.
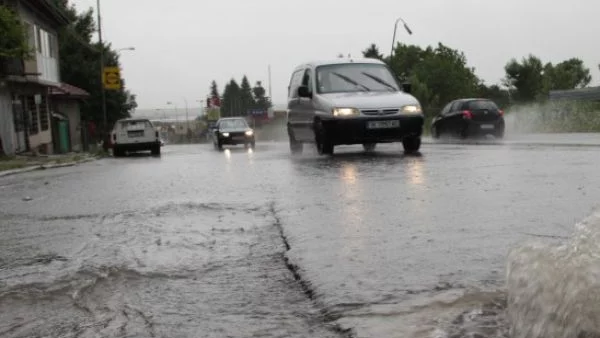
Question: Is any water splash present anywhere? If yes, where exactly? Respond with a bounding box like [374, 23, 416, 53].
[507, 210, 600, 338]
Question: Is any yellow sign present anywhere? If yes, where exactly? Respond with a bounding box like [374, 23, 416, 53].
[207, 107, 220, 121]
[103, 67, 121, 90]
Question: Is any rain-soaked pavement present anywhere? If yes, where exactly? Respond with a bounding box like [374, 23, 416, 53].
[2, 134, 600, 338]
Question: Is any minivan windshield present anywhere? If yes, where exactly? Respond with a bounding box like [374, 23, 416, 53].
[316, 63, 400, 94]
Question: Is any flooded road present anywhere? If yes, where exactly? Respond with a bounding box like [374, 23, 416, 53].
[1, 137, 600, 337]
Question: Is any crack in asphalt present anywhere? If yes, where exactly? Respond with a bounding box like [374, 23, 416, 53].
[268, 202, 355, 338]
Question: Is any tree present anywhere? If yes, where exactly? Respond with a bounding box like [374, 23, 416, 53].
[221, 79, 240, 117]
[239, 75, 254, 115]
[252, 81, 271, 110]
[52, 0, 136, 129]
[544, 58, 591, 90]
[0, 4, 31, 62]
[209, 80, 219, 102]
[362, 44, 383, 60]
[504, 55, 545, 102]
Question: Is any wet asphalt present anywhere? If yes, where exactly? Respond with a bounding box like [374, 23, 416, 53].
[1, 134, 600, 338]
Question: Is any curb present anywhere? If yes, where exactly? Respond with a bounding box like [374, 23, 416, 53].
[0, 157, 99, 178]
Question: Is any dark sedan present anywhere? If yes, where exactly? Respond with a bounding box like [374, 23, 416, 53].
[212, 117, 256, 150]
[431, 99, 505, 139]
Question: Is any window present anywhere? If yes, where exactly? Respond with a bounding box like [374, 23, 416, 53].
[48, 33, 57, 58]
[441, 102, 453, 115]
[467, 100, 498, 110]
[39, 95, 49, 131]
[316, 63, 399, 94]
[21, 22, 35, 50]
[450, 101, 463, 112]
[220, 119, 248, 129]
[26, 96, 39, 135]
[288, 69, 304, 98]
[35, 26, 42, 53]
[301, 69, 312, 93]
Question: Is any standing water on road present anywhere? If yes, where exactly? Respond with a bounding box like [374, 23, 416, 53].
[2, 142, 600, 337]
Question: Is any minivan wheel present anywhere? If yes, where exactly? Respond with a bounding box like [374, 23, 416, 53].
[315, 120, 334, 155]
[288, 128, 303, 154]
[151, 145, 161, 156]
[363, 143, 376, 152]
[402, 136, 421, 154]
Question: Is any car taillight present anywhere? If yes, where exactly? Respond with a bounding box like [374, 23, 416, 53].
[498, 109, 504, 116]
[462, 110, 473, 119]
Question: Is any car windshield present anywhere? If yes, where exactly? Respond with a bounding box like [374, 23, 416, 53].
[316, 63, 400, 94]
[220, 119, 248, 129]
[467, 100, 498, 110]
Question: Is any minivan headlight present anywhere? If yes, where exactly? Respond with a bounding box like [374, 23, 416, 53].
[333, 108, 360, 117]
[221, 132, 230, 137]
[401, 105, 422, 114]
[245, 130, 254, 136]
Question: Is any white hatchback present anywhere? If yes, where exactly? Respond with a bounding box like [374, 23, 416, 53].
[111, 118, 161, 157]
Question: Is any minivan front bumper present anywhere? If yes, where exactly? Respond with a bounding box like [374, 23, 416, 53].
[320, 115, 424, 145]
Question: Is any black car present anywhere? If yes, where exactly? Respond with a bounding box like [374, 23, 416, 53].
[431, 99, 505, 139]
[212, 117, 255, 150]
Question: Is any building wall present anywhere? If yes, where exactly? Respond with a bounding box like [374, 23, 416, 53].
[0, 89, 16, 155]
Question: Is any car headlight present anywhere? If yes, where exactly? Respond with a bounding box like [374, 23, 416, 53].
[245, 130, 254, 136]
[333, 108, 360, 117]
[221, 132, 230, 137]
[401, 105, 422, 114]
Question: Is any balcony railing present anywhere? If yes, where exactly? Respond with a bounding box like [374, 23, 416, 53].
[0, 57, 25, 77]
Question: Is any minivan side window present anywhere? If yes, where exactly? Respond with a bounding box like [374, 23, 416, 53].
[288, 69, 304, 98]
[301, 69, 313, 94]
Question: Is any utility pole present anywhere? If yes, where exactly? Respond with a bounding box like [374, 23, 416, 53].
[96, 0, 107, 148]
[268, 65, 272, 99]
[183, 97, 190, 142]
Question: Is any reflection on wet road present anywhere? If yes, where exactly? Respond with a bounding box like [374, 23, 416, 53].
[1, 138, 600, 337]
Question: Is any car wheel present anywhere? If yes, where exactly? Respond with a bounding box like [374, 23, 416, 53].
[288, 128, 303, 155]
[217, 141, 224, 151]
[113, 146, 123, 157]
[151, 145, 161, 156]
[363, 143, 376, 152]
[315, 120, 334, 155]
[431, 124, 440, 139]
[402, 136, 421, 154]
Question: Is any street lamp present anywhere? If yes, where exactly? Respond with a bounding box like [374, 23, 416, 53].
[390, 17, 413, 64]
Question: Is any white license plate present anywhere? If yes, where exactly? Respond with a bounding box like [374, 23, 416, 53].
[367, 120, 400, 129]
[480, 124, 495, 130]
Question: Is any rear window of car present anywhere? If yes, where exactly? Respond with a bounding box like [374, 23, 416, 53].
[467, 100, 498, 110]
[119, 120, 153, 129]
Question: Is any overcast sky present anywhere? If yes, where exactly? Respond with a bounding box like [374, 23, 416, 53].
[70, 0, 599, 109]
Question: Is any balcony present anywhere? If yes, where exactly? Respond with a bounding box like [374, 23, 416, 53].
[0, 57, 25, 77]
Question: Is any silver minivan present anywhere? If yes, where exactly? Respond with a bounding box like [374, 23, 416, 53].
[286, 58, 424, 155]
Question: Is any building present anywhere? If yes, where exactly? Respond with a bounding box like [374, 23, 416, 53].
[0, 0, 88, 155]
